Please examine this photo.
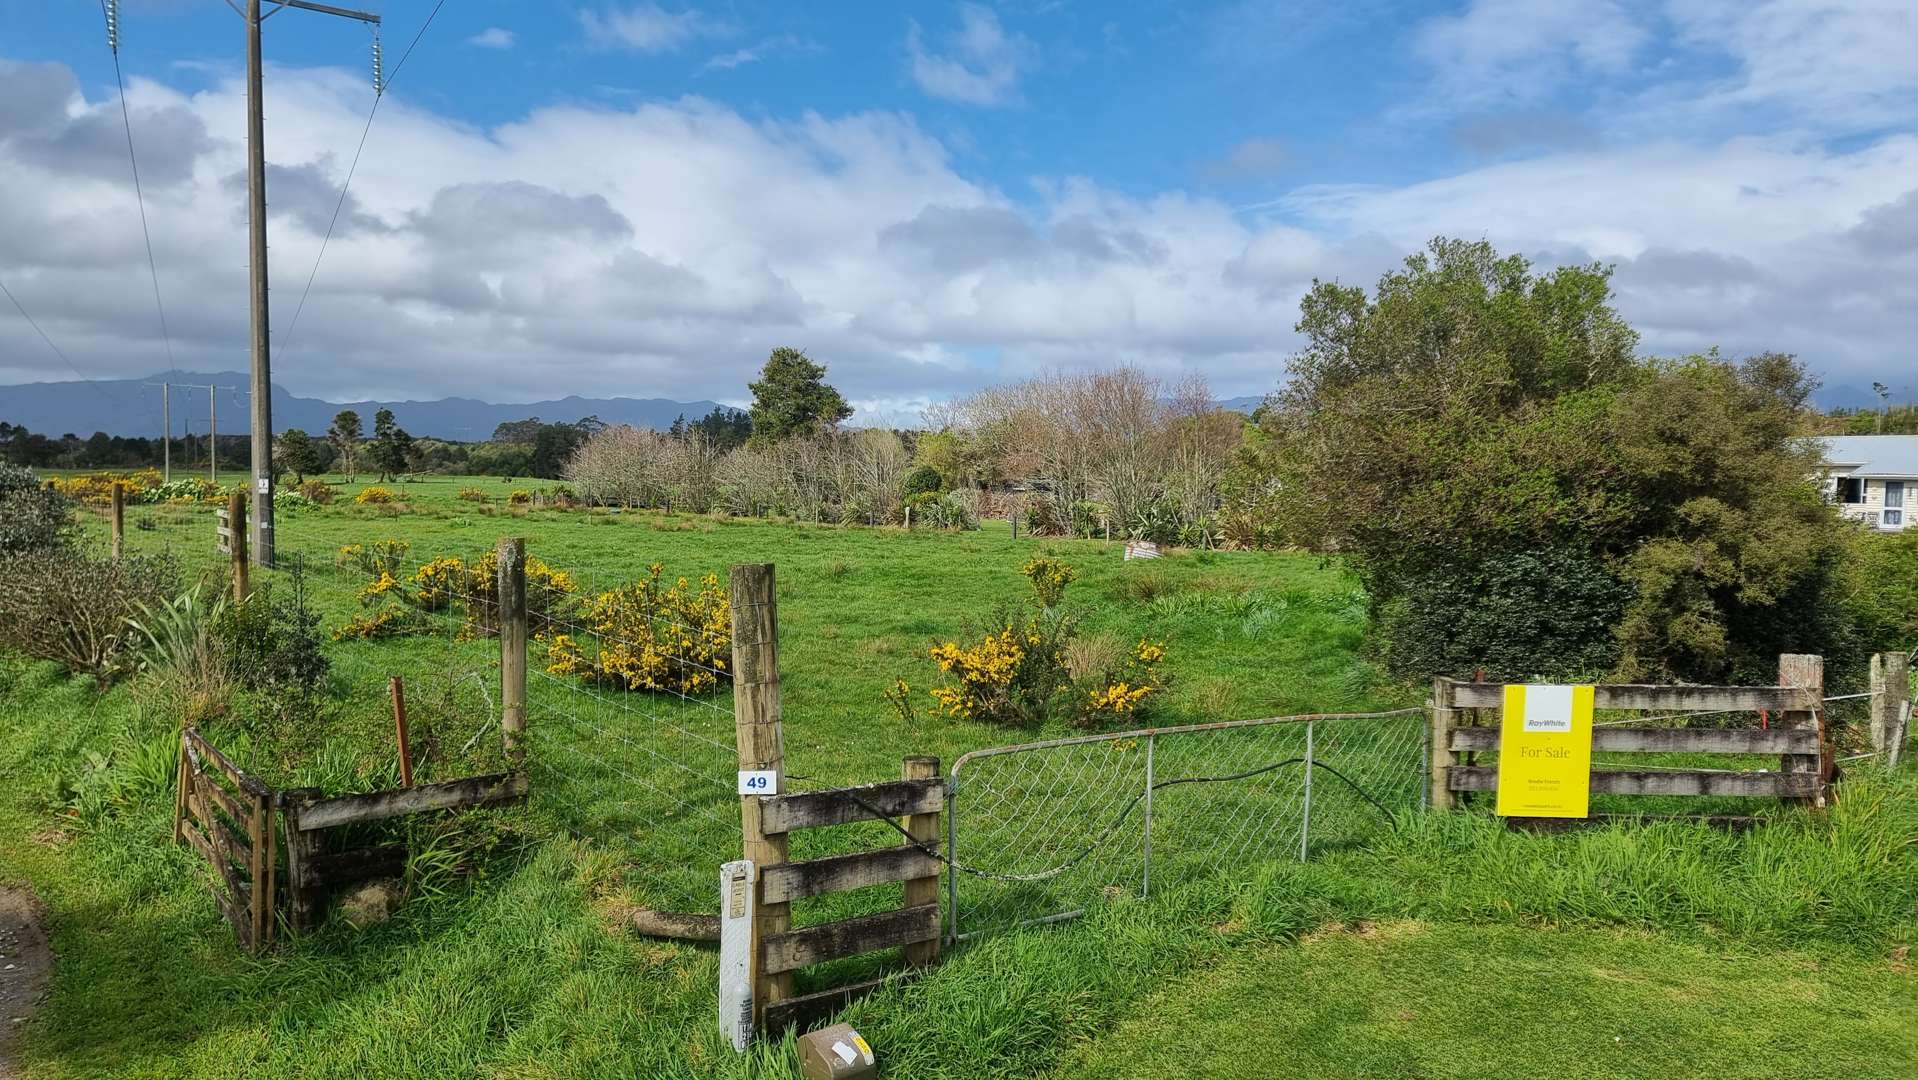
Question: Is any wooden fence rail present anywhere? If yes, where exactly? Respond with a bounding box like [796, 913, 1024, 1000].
[1431, 653, 1833, 818]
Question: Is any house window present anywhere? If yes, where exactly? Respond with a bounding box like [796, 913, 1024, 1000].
[1886, 481, 1906, 528]
[1835, 477, 1864, 504]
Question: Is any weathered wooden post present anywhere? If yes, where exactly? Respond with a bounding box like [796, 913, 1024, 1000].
[1872, 653, 1911, 768]
[227, 491, 248, 603]
[901, 755, 941, 968]
[1429, 677, 1458, 811]
[1778, 654, 1826, 807]
[498, 537, 527, 766]
[110, 482, 125, 560]
[731, 563, 792, 1023]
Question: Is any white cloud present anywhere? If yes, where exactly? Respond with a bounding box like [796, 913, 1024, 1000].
[1203, 136, 1288, 181]
[907, 3, 1037, 107]
[579, 4, 731, 53]
[698, 35, 816, 75]
[466, 28, 517, 50]
[0, 54, 1914, 407]
[1413, 0, 1648, 106]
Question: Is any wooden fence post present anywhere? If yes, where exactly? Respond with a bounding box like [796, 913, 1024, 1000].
[1778, 654, 1826, 807]
[1872, 653, 1910, 768]
[279, 788, 323, 932]
[731, 563, 792, 1024]
[227, 491, 248, 603]
[901, 755, 941, 968]
[1430, 677, 1458, 811]
[498, 537, 527, 766]
[110, 482, 125, 560]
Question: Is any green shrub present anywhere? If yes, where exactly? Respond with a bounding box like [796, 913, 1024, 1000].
[0, 463, 73, 554]
[0, 548, 180, 685]
[1375, 547, 1631, 681]
[299, 480, 336, 505]
[902, 465, 944, 499]
[215, 581, 329, 693]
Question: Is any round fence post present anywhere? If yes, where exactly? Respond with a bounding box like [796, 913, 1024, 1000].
[498, 537, 527, 765]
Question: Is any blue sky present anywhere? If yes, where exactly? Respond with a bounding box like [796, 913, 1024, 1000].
[3, 1, 1916, 416]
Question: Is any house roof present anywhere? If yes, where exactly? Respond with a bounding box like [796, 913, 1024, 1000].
[1812, 435, 1918, 478]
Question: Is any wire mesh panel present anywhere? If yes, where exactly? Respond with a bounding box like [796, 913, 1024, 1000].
[948, 709, 1425, 942]
[526, 664, 738, 913]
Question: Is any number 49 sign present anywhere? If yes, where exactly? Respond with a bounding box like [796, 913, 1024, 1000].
[737, 770, 777, 795]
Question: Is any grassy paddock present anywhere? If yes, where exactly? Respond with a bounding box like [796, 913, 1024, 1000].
[1, 472, 1911, 1077]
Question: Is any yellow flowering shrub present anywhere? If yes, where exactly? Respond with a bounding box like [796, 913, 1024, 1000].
[1021, 555, 1078, 608]
[507, 490, 533, 505]
[407, 550, 577, 636]
[332, 607, 416, 640]
[921, 558, 1169, 728]
[48, 469, 162, 506]
[337, 539, 410, 578]
[546, 563, 730, 696]
[456, 487, 489, 503]
[355, 486, 398, 505]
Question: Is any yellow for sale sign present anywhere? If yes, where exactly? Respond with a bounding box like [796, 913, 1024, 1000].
[1496, 684, 1595, 818]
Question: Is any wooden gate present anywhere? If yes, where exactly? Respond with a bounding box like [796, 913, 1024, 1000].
[174, 728, 277, 952]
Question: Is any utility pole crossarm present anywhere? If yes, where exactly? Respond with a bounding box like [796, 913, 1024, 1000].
[279, 0, 380, 23]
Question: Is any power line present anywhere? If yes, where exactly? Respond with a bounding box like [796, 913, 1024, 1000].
[0, 276, 110, 400]
[100, 0, 178, 380]
[279, 0, 448, 359]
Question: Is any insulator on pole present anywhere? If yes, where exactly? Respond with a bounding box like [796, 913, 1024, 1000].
[104, 0, 120, 52]
[371, 30, 384, 94]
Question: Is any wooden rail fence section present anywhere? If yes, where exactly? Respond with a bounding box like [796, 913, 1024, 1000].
[174, 728, 277, 952]
[280, 773, 529, 931]
[1431, 653, 1832, 816]
[753, 760, 945, 1033]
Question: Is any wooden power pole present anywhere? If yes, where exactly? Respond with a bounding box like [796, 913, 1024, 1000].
[234, 0, 382, 568]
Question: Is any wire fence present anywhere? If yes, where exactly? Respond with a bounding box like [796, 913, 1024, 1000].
[944, 708, 1426, 942]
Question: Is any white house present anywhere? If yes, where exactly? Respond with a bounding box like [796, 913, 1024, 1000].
[1812, 435, 1918, 531]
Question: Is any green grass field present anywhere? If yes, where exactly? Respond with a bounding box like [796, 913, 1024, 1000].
[2, 473, 1914, 1078]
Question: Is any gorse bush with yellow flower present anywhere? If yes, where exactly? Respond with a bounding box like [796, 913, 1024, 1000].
[545, 563, 730, 695]
[920, 558, 1166, 729]
[1021, 555, 1077, 608]
[354, 486, 398, 505]
[47, 469, 163, 506]
[333, 539, 579, 640]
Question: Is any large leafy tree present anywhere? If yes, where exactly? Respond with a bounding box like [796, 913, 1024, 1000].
[327, 410, 362, 481]
[277, 428, 333, 483]
[748, 347, 852, 444]
[1256, 237, 1849, 683]
[365, 409, 416, 482]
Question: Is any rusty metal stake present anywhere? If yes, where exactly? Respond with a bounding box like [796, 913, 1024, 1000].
[390, 675, 413, 787]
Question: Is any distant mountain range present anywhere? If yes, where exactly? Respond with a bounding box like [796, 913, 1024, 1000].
[0, 371, 738, 440]
[0, 373, 1881, 440]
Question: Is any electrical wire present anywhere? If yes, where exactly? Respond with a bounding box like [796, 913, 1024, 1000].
[278, 0, 448, 359]
[0, 277, 110, 399]
[101, 0, 179, 381]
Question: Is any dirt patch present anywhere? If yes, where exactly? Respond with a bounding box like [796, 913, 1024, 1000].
[0, 886, 52, 1080]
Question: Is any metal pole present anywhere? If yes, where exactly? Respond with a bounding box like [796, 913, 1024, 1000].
[1299, 721, 1314, 862]
[208, 383, 217, 484]
[161, 382, 170, 482]
[945, 769, 960, 945]
[245, 0, 275, 566]
[1141, 733, 1155, 899]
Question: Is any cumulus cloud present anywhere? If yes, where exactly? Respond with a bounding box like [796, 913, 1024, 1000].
[907, 3, 1037, 107]
[1414, 0, 1647, 107]
[0, 50, 1914, 405]
[579, 4, 732, 53]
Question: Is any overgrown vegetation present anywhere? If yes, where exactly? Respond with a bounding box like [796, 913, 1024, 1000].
[1243, 237, 1867, 684]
